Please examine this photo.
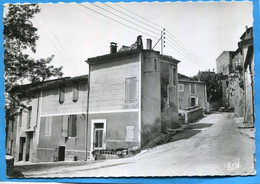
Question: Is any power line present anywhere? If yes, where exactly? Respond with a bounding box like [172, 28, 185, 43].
[166, 38, 212, 68]
[78, 4, 160, 40]
[110, 4, 212, 66]
[91, 3, 160, 37]
[66, 4, 137, 36]
[166, 42, 209, 69]
[114, 3, 163, 30]
[39, 14, 81, 73]
[166, 30, 212, 64]
[103, 3, 162, 32]
[33, 20, 80, 73]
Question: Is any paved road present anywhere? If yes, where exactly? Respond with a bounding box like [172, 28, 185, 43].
[15, 112, 255, 177]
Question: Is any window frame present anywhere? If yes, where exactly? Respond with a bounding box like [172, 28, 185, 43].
[178, 84, 184, 92]
[44, 116, 52, 136]
[125, 77, 137, 104]
[190, 83, 196, 95]
[126, 126, 134, 142]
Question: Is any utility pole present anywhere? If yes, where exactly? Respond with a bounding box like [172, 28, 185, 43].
[161, 28, 166, 55]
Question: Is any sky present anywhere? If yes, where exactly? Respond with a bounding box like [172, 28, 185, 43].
[11, 1, 253, 78]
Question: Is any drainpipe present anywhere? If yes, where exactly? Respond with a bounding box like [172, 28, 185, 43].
[85, 66, 91, 161]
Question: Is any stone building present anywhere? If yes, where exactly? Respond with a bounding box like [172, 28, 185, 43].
[7, 36, 181, 162]
[178, 74, 207, 110]
[86, 37, 180, 160]
[9, 76, 88, 162]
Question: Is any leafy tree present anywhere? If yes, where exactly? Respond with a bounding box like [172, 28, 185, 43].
[4, 4, 63, 118]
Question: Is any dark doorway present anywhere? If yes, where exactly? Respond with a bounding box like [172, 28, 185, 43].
[58, 146, 65, 161]
[19, 137, 25, 161]
[191, 97, 196, 106]
[26, 133, 33, 161]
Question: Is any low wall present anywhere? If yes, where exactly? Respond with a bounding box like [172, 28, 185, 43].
[184, 106, 203, 124]
[6, 155, 14, 178]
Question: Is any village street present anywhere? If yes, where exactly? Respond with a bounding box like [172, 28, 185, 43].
[14, 112, 255, 177]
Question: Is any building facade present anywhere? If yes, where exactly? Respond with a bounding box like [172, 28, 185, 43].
[8, 36, 181, 162]
[178, 78, 207, 111]
[10, 76, 88, 162]
[86, 37, 180, 160]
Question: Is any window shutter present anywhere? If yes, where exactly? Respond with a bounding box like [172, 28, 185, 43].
[59, 86, 65, 103]
[125, 79, 131, 103]
[68, 115, 72, 137]
[73, 83, 79, 101]
[168, 85, 174, 105]
[45, 117, 52, 136]
[169, 67, 173, 86]
[71, 115, 77, 137]
[130, 78, 137, 102]
[126, 126, 134, 141]
[62, 115, 68, 137]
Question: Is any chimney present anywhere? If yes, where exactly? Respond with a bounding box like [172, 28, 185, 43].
[110, 42, 117, 54]
[147, 39, 152, 50]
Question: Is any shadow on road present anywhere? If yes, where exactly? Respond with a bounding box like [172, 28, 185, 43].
[168, 123, 213, 143]
[169, 129, 201, 142]
[188, 123, 213, 129]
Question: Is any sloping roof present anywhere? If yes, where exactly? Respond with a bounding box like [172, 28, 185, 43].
[86, 49, 140, 65]
[160, 55, 180, 64]
[10, 75, 88, 94]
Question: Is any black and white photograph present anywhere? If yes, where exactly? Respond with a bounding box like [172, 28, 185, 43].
[4, 1, 255, 177]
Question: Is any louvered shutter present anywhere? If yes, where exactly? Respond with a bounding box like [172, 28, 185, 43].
[59, 86, 65, 103]
[62, 115, 68, 137]
[168, 85, 174, 106]
[169, 68, 173, 86]
[68, 115, 72, 137]
[125, 79, 131, 103]
[130, 78, 137, 102]
[71, 115, 77, 137]
[73, 83, 79, 101]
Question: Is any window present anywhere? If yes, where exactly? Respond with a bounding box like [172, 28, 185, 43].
[27, 106, 32, 129]
[126, 126, 134, 141]
[19, 109, 23, 127]
[62, 116, 68, 137]
[68, 115, 77, 137]
[169, 66, 176, 86]
[190, 83, 196, 94]
[44, 117, 52, 136]
[190, 97, 198, 107]
[72, 83, 79, 101]
[154, 59, 157, 71]
[59, 86, 65, 103]
[125, 77, 137, 103]
[178, 84, 184, 92]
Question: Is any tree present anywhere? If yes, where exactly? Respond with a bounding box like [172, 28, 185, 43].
[4, 4, 63, 118]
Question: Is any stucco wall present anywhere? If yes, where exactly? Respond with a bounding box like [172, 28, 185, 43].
[88, 55, 140, 112]
[216, 51, 231, 75]
[41, 82, 88, 116]
[178, 82, 207, 110]
[140, 51, 161, 146]
[87, 111, 140, 159]
[160, 60, 179, 130]
[37, 114, 87, 162]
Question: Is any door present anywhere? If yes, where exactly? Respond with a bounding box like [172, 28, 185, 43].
[19, 137, 25, 161]
[93, 123, 104, 150]
[26, 133, 33, 161]
[58, 146, 65, 161]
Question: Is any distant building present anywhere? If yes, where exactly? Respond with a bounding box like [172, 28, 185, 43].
[178, 74, 207, 111]
[216, 26, 254, 125]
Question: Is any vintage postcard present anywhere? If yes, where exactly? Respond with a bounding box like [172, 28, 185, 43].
[4, 1, 255, 177]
